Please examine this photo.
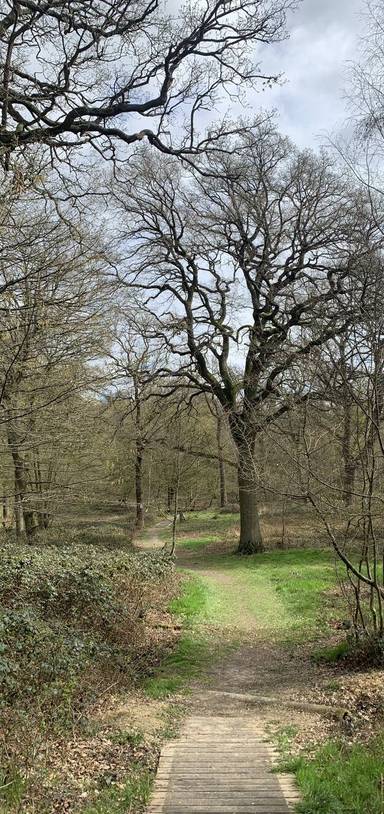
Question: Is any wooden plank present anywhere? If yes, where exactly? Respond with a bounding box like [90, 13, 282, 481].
[155, 781, 296, 787]
[146, 715, 299, 814]
[152, 789, 300, 796]
[150, 797, 297, 805]
[148, 807, 291, 813]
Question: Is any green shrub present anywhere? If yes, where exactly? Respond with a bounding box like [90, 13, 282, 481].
[0, 541, 173, 712]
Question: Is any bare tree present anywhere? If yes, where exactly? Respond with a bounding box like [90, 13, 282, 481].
[0, 0, 294, 169]
[350, 2, 384, 159]
[256, 251, 384, 639]
[310, 337, 359, 505]
[0, 190, 110, 534]
[108, 315, 167, 528]
[112, 124, 370, 553]
[303, 321, 384, 642]
[306, 249, 384, 507]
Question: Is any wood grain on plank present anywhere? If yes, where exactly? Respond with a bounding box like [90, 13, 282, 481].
[147, 716, 299, 813]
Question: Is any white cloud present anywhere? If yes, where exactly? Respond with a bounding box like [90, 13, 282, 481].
[245, 0, 364, 149]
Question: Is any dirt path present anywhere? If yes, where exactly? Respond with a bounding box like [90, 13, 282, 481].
[136, 520, 171, 551]
[142, 527, 337, 812]
[139, 527, 333, 727]
[180, 561, 330, 731]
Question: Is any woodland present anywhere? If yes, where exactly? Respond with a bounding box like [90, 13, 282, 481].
[1, 1, 384, 813]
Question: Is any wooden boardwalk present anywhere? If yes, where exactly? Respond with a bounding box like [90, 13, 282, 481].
[147, 716, 300, 813]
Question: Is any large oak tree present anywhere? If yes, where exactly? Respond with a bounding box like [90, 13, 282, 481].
[112, 123, 374, 553]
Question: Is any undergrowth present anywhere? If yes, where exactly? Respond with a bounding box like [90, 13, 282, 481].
[0, 535, 173, 712]
[0, 524, 174, 813]
[82, 764, 153, 814]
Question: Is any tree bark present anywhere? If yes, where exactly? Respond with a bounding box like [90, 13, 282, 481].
[236, 440, 264, 554]
[14, 492, 24, 537]
[167, 485, 174, 513]
[341, 405, 355, 506]
[7, 418, 38, 538]
[33, 453, 50, 529]
[339, 342, 355, 506]
[216, 411, 227, 508]
[2, 494, 9, 528]
[135, 441, 144, 529]
[133, 376, 144, 529]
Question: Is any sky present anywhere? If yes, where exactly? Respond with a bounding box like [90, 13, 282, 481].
[246, 0, 365, 149]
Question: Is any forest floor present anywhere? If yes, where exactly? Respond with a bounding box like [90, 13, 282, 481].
[2, 510, 384, 813]
[140, 511, 384, 814]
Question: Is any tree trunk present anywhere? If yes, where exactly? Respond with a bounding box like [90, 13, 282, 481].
[14, 492, 24, 537]
[133, 376, 145, 529]
[135, 442, 144, 529]
[170, 485, 178, 556]
[6, 415, 38, 538]
[33, 454, 49, 529]
[341, 395, 355, 506]
[216, 412, 227, 508]
[338, 340, 356, 506]
[167, 485, 174, 513]
[236, 441, 264, 554]
[2, 495, 9, 528]
[170, 446, 181, 556]
[14, 467, 37, 536]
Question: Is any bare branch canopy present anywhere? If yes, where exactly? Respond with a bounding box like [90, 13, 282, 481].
[0, 0, 294, 166]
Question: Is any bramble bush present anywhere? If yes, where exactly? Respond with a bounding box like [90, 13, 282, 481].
[0, 528, 173, 713]
[0, 523, 175, 812]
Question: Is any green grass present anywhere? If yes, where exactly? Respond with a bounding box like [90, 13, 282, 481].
[270, 725, 384, 813]
[292, 737, 384, 814]
[176, 547, 339, 641]
[175, 511, 239, 535]
[174, 534, 219, 550]
[83, 765, 153, 814]
[169, 576, 208, 621]
[144, 575, 216, 699]
[144, 634, 211, 699]
[156, 511, 239, 546]
[143, 515, 342, 704]
[0, 769, 26, 811]
[256, 549, 338, 638]
[313, 640, 350, 664]
[144, 544, 339, 702]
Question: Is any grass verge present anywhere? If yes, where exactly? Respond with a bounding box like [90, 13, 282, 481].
[82, 764, 153, 814]
[143, 572, 227, 699]
[287, 737, 384, 814]
[271, 721, 384, 814]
